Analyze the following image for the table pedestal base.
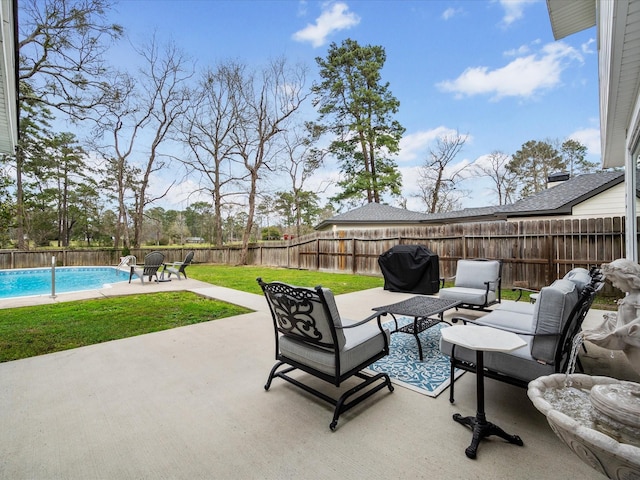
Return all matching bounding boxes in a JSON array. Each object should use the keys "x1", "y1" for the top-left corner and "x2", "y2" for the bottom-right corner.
[{"x1": 453, "y1": 413, "x2": 523, "y2": 459}]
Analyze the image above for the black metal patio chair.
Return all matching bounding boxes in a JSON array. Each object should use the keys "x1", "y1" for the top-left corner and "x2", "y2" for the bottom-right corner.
[{"x1": 258, "y1": 278, "x2": 394, "y2": 431}]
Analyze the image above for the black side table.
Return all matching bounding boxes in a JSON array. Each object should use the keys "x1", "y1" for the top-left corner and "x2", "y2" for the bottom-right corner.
[{"x1": 440, "y1": 324, "x2": 526, "y2": 459}]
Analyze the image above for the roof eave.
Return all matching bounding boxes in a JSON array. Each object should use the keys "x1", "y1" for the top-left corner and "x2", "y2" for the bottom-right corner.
[
  {"x1": 0, "y1": 0, "x2": 18, "y2": 155},
  {"x1": 419, "y1": 215, "x2": 502, "y2": 225},
  {"x1": 314, "y1": 219, "x2": 425, "y2": 230},
  {"x1": 546, "y1": 0, "x2": 596, "y2": 40},
  {"x1": 504, "y1": 206, "x2": 574, "y2": 218}
]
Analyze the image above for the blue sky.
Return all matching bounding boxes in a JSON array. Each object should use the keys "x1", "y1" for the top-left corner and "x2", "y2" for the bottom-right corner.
[{"x1": 106, "y1": 0, "x2": 599, "y2": 212}]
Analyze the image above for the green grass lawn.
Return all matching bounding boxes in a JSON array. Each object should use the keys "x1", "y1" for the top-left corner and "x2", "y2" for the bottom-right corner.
[
  {"x1": 186, "y1": 264, "x2": 385, "y2": 295},
  {"x1": 0, "y1": 291, "x2": 250, "y2": 363},
  {"x1": 0, "y1": 266, "x2": 383, "y2": 363},
  {"x1": 0, "y1": 264, "x2": 615, "y2": 363}
]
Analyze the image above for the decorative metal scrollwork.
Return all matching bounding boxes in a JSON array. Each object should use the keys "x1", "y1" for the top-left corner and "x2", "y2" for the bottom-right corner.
[{"x1": 265, "y1": 283, "x2": 325, "y2": 342}]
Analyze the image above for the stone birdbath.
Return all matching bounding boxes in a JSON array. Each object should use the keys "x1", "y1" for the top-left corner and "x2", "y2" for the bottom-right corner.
[{"x1": 528, "y1": 374, "x2": 640, "y2": 479}]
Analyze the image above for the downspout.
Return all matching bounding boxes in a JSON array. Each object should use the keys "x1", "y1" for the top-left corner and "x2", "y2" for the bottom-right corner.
[
  {"x1": 625, "y1": 147, "x2": 638, "y2": 262},
  {"x1": 625, "y1": 78, "x2": 640, "y2": 263}
]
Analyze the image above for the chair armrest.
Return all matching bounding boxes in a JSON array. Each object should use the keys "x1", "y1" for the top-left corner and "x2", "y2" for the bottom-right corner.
[
  {"x1": 471, "y1": 319, "x2": 559, "y2": 337},
  {"x1": 511, "y1": 287, "x2": 539, "y2": 302},
  {"x1": 337, "y1": 311, "x2": 387, "y2": 330},
  {"x1": 440, "y1": 275, "x2": 456, "y2": 288},
  {"x1": 336, "y1": 311, "x2": 390, "y2": 351},
  {"x1": 484, "y1": 279, "x2": 499, "y2": 289}
]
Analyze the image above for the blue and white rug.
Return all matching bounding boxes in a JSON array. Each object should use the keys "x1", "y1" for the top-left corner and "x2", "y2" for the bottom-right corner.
[{"x1": 367, "y1": 318, "x2": 464, "y2": 398}]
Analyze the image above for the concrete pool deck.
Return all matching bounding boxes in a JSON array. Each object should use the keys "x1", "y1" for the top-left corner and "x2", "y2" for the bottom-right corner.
[
  {"x1": 0, "y1": 280, "x2": 638, "y2": 479},
  {"x1": 0, "y1": 275, "x2": 266, "y2": 312}
]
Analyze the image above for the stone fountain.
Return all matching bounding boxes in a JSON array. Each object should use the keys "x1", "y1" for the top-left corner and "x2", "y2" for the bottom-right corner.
[{"x1": 528, "y1": 259, "x2": 640, "y2": 480}]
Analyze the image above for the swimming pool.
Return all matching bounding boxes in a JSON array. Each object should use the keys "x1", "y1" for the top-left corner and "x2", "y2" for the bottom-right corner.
[{"x1": 0, "y1": 267, "x2": 135, "y2": 300}]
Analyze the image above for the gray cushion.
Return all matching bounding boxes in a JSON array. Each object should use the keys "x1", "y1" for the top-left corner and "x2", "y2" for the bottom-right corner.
[
  {"x1": 563, "y1": 268, "x2": 592, "y2": 293},
  {"x1": 495, "y1": 301, "x2": 535, "y2": 316},
  {"x1": 476, "y1": 309, "x2": 534, "y2": 334},
  {"x1": 530, "y1": 279, "x2": 579, "y2": 364},
  {"x1": 321, "y1": 288, "x2": 346, "y2": 350},
  {"x1": 280, "y1": 321, "x2": 389, "y2": 376},
  {"x1": 439, "y1": 286, "x2": 496, "y2": 306},
  {"x1": 440, "y1": 335, "x2": 555, "y2": 383},
  {"x1": 454, "y1": 260, "x2": 500, "y2": 291},
  {"x1": 439, "y1": 274, "x2": 587, "y2": 383}
]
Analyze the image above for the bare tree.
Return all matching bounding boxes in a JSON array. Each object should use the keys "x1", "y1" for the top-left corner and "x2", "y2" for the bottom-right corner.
[
  {"x1": 473, "y1": 150, "x2": 517, "y2": 205},
  {"x1": 278, "y1": 123, "x2": 325, "y2": 237},
  {"x1": 91, "y1": 73, "x2": 137, "y2": 249},
  {"x1": 232, "y1": 58, "x2": 308, "y2": 264},
  {"x1": 92, "y1": 37, "x2": 193, "y2": 248},
  {"x1": 130, "y1": 39, "x2": 193, "y2": 247},
  {"x1": 18, "y1": 0, "x2": 123, "y2": 117},
  {"x1": 16, "y1": 0, "x2": 122, "y2": 249},
  {"x1": 180, "y1": 62, "x2": 246, "y2": 246},
  {"x1": 417, "y1": 131, "x2": 469, "y2": 213}
]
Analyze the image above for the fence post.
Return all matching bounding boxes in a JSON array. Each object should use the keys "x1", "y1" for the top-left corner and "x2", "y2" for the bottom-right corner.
[
  {"x1": 546, "y1": 235, "x2": 553, "y2": 286},
  {"x1": 352, "y1": 238, "x2": 357, "y2": 274}
]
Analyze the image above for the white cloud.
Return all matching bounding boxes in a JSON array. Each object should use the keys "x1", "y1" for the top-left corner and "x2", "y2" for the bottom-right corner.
[
  {"x1": 297, "y1": 0, "x2": 308, "y2": 17},
  {"x1": 437, "y1": 41, "x2": 582, "y2": 100},
  {"x1": 292, "y1": 2, "x2": 360, "y2": 48},
  {"x1": 582, "y1": 38, "x2": 596, "y2": 54},
  {"x1": 504, "y1": 44, "x2": 530, "y2": 57},
  {"x1": 568, "y1": 127, "x2": 601, "y2": 156},
  {"x1": 398, "y1": 164, "x2": 422, "y2": 198},
  {"x1": 398, "y1": 126, "x2": 468, "y2": 162},
  {"x1": 442, "y1": 7, "x2": 463, "y2": 20},
  {"x1": 499, "y1": 0, "x2": 537, "y2": 26}
]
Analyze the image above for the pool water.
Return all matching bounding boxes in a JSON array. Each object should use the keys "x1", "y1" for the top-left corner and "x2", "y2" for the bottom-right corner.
[{"x1": 0, "y1": 267, "x2": 135, "y2": 300}]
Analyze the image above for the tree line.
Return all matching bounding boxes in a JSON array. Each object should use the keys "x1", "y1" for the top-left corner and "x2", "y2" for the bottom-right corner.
[{"x1": 1, "y1": 0, "x2": 602, "y2": 259}]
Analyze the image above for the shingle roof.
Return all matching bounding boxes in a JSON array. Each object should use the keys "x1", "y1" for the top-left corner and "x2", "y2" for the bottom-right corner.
[
  {"x1": 499, "y1": 170, "x2": 624, "y2": 216},
  {"x1": 315, "y1": 203, "x2": 429, "y2": 229},
  {"x1": 418, "y1": 205, "x2": 503, "y2": 222},
  {"x1": 419, "y1": 170, "x2": 626, "y2": 224},
  {"x1": 315, "y1": 170, "x2": 627, "y2": 230}
]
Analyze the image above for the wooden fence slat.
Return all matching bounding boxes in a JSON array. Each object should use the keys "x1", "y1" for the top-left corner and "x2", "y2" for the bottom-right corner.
[{"x1": 0, "y1": 216, "x2": 630, "y2": 291}]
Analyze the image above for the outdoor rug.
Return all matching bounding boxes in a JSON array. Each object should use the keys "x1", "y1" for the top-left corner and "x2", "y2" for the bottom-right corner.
[{"x1": 366, "y1": 318, "x2": 464, "y2": 398}]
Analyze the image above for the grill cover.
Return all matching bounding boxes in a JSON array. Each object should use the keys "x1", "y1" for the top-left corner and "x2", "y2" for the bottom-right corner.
[{"x1": 378, "y1": 245, "x2": 440, "y2": 294}]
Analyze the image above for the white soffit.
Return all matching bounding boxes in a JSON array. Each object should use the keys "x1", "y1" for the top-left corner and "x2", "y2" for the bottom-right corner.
[
  {"x1": 601, "y1": 0, "x2": 640, "y2": 168},
  {"x1": 547, "y1": 0, "x2": 596, "y2": 40},
  {"x1": 0, "y1": 0, "x2": 17, "y2": 155}
]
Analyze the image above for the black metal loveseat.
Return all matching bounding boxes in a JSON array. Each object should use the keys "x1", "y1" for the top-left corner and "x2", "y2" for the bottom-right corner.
[{"x1": 440, "y1": 267, "x2": 604, "y2": 403}]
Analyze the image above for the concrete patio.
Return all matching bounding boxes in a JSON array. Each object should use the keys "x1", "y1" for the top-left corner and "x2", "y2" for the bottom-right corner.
[{"x1": 0, "y1": 279, "x2": 637, "y2": 479}]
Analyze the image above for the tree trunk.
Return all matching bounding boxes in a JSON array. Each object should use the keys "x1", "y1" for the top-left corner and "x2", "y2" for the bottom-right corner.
[{"x1": 15, "y1": 147, "x2": 26, "y2": 249}]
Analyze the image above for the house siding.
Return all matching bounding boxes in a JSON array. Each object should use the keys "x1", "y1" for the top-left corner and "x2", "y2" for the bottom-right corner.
[
  {"x1": 328, "y1": 222, "x2": 423, "y2": 231},
  {"x1": 572, "y1": 183, "x2": 639, "y2": 217}
]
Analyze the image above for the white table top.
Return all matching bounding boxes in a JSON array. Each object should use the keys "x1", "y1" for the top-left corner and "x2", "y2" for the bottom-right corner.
[{"x1": 440, "y1": 325, "x2": 527, "y2": 352}]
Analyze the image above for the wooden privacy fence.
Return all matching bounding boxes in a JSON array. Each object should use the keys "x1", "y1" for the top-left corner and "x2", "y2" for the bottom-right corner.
[
  {"x1": 0, "y1": 216, "x2": 631, "y2": 291},
  {"x1": 271, "y1": 216, "x2": 627, "y2": 290}
]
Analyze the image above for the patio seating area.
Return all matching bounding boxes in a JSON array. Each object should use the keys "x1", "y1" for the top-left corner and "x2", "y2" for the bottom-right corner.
[{"x1": 0, "y1": 279, "x2": 637, "y2": 479}]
